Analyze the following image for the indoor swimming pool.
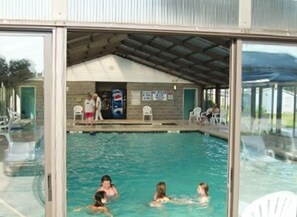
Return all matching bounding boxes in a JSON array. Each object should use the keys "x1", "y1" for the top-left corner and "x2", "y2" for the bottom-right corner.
[{"x1": 67, "y1": 132, "x2": 228, "y2": 217}]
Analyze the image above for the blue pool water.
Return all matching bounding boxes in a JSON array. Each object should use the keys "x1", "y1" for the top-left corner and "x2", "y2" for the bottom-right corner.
[{"x1": 67, "y1": 133, "x2": 228, "y2": 217}]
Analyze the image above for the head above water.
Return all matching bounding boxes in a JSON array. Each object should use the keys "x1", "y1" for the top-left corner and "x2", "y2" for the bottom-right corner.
[
  {"x1": 198, "y1": 182, "x2": 209, "y2": 196},
  {"x1": 94, "y1": 191, "x2": 107, "y2": 207},
  {"x1": 101, "y1": 175, "x2": 113, "y2": 189},
  {"x1": 156, "y1": 181, "x2": 167, "y2": 198}
]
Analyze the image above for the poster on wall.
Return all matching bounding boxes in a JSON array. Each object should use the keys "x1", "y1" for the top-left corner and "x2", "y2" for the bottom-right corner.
[
  {"x1": 131, "y1": 91, "x2": 141, "y2": 105},
  {"x1": 142, "y1": 91, "x2": 152, "y2": 101},
  {"x1": 168, "y1": 94, "x2": 173, "y2": 100},
  {"x1": 152, "y1": 91, "x2": 167, "y2": 101}
]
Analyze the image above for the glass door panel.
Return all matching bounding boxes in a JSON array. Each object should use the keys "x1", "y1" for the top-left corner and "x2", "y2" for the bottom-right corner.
[
  {"x1": 0, "y1": 33, "x2": 49, "y2": 217},
  {"x1": 239, "y1": 42, "x2": 297, "y2": 216}
]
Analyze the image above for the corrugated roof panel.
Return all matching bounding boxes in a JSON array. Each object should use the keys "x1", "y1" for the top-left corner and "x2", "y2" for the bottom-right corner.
[
  {"x1": 68, "y1": 0, "x2": 239, "y2": 28},
  {"x1": 0, "y1": 0, "x2": 52, "y2": 20},
  {"x1": 252, "y1": 0, "x2": 297, "y2": 31}
]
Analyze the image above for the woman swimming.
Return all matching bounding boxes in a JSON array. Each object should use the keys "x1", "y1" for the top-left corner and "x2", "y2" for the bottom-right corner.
[
  {"x1": 74, "y1": 191, "x2": 113, "y2": 216},
  {"x1": 89, "y1": 191, "x2": 108, "y2": 211},
  {"x1": 97, "y1": 175, "x2": 118, "y2": 198},
  {"x1": 197, "y1": 182, "x2": 209, "y2": 205},
  {"x1": 150, "y1": 181, "x2": 171, "y2": 207}
]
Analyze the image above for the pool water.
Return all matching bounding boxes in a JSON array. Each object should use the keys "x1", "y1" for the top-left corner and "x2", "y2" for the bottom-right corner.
[{"x1": 67, "y1": 133, "x2": 228, "y2": 217}]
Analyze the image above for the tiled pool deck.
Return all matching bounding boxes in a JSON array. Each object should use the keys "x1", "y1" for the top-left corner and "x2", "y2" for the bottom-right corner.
[{"x1": 67, "y1": 119, "x2": 229, "y2": 139}]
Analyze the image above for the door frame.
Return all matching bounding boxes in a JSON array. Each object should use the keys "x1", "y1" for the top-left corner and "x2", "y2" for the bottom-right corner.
[
  {"x1": 183, "y1": 88, "x2": 198, "y2": 120},
  {"x1": 19, "y1": 85, "x2": 37, "y2": 120}
]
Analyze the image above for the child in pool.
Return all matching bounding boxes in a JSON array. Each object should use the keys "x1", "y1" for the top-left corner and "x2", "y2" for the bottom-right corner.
[
  {"x1": 197, "y1": 182, "x2": 209, "y2": 205},
  {"x1": 74, "y1": 191, "x2": 113, "y2": 216},
  {"x1": 97, "y1": 175, "x2": 118, "y2": 198},
  {"x1": 150, "y1": 181, "x2": 171, "y2": 207}
]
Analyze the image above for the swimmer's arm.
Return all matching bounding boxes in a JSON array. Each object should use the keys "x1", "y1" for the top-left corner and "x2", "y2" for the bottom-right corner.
[
  {"x1": 112, "y1": 186, "x2": 119, "y2": 195},
  {"x1": 153, "y1": 192, "x2": 158, "y2": 200}
]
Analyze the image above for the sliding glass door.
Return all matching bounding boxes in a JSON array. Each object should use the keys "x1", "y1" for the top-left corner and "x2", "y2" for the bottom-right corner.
[
  {"x1": 0, "y1": 32, "x2": 51, "y2": 217},
  {"x1": 238, "y1": 42, "x2": 297, "y2": 216}
]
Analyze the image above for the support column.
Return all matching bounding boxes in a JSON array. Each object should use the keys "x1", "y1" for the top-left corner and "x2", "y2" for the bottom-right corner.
[
  {"x1": 45, "y1": 27, "x2": 67, "y2": 217},
  {"x1": 227, "y1": 40, "x2": 242, "y2": 217}
]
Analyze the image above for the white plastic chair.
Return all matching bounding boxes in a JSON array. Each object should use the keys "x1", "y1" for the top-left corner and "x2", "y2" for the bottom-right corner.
[
  {"x1": 210, "y1": 110, "x2": 227, "y2": 125},
  {"x1": 241, "y1": 191, "x2": 297, "y2": 217},
  {"x1": 0, "y1": 115, "x2": 9, "y2": 131},
  {"x1": 241, "y1": 135, "x2": 275, "y2": 157},
  {"x1": 189, "y1": 107, "x2": 202, "y2": 123},
  {"x1": 143, "y1": 106, "x2": 153, "y2": 121},
  {"x1": 0, "y1": 133, "x2": 36, "y2": 174},
  {"x1": 73, "y1": 105, "x2": 84, "y2": 122},
  {"x1": 200, "y1": 108, "x2": 213, "y2": 120}
]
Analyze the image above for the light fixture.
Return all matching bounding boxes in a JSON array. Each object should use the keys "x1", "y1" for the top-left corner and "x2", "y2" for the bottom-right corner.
[{"x1": 173, "y1": 85, "x2": 177, "y2": 91}]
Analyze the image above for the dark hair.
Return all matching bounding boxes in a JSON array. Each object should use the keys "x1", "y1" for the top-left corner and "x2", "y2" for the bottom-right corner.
[
  {"x1": 94, "y1": 191, "x2": 106, "y2": 207},
  {"x1": 101, "y1": 175, "x2": 112, "y2": 183},
  {"x1": 101, "y1": 175, "x2": 114, "y2": 187},
  {"x1": 156, "y1": 182, "x2": 167, "y2": 198}
]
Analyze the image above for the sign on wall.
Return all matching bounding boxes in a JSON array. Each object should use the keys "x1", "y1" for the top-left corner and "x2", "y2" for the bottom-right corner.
[
  {"x1": 142, "y1": 91, "x2": 152, "y2": 101},
  {"x1": 152, "y1": 91, "x2": 167, "y2": 101},
  {"x1": 131, "y1": 91, "x2": 141, "y2": 105}
]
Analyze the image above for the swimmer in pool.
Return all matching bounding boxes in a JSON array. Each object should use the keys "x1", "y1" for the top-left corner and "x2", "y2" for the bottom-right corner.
[
  {"x1": 74, "y1": 191, "x2": 113, "y2": 216},
  {"x1": 197, "y1": 182, "x2": 209, "y2": 205},
  {"x1": 150, "y1": 181, "x2": 171, "y2": 207},
  {"x1": 97, "y1": 175, "x2": 118, "y2": 198}
]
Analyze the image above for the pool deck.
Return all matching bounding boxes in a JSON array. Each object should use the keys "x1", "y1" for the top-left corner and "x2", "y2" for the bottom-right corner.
[{"x1": 67, "y1": 119, "x2": 229, "y2": 140}]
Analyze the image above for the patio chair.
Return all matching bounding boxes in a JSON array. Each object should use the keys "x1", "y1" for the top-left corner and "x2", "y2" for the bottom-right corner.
[
  {"x1": 200, "y1": 108, "x2": 213, "y2": 121},
  {"x1": 143, "y1": 106, "x2": 153, "y2": 121},
  {"x1": 210, "y1": 110, "x2": 227, "y2": 125},
  {"x1": 0, "y1": 115, "x2": 9, "y2": 131},
  {"x1": 189, "y1": 107, "x2": 202, "y2": 123},
  {"x1": 241, "y1": 135, "x2": 275, "y2": 157},
  {"x1": 0, "y1": 133, "x2": 36, "y2": 175},
  {"x1": 73, "y1": 105, "x2": 84, "y2": 122},
  {"x1": 7, "y1": 107, "x2": 22, "y2": 129},
  {"x1": 241, "y1": 191, "x2": 297, "y2": 217}
]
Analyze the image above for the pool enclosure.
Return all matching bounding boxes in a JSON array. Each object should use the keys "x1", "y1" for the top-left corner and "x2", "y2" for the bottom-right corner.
[{"x1": 1, "y1": 0, "x2": 297, "y2": 216}]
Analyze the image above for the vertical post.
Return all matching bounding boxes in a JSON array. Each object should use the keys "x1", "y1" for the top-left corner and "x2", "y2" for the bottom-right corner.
[
  {"x1": 227, "y1": 40, "x2": 242, "y2": 217},
  {"x1": 258, "y1": 87, "x2": 263, "y2": 119},
  {"x1": 276, "y1": 85, "x2": 283, "y2": 133},
  {"x1": 47, "y1": 27, "x2": 67, "y2": 217}
]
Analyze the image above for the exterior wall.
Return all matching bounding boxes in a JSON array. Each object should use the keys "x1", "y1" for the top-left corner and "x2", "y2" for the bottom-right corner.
[
  {"x1": 66, "y1": 81, "x2": 95, "y2": 120},
  {"x1": 126, "y1": 82, "x2": 200, "y2": 120}
]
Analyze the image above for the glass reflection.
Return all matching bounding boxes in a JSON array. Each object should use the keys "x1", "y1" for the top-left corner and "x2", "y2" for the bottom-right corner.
[
  {"x1": 0, "y1": 35, "x2": 45, "y2": 217},
  {"x1": 239, "y1": 42, "x2": 297, "y2": 216}
]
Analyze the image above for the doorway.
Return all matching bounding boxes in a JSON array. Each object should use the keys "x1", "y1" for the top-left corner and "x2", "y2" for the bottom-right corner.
[
  {"x1": 183, "y1": 88, "x2": 197, "y2": 119},
  {"x1": 20, "y1": 86, "x2": 36, "y2": 119}
]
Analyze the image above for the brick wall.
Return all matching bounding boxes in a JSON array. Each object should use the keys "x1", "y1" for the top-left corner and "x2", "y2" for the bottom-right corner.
[
  {"x1": 127, "y1": 83, "x2": 200, "y2": 120},
  {"x1": 18, "y1": 81, "x2": 200, "y2": 121},
  {"x1": 66, "y1": 81, "x2": 95, "y2": 119}
]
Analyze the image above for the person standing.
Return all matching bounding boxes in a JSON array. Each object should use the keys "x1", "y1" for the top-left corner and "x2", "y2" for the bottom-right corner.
[
  {"x1": 84, "y1": 93, "x2": 95, "y2": 126},
  {"x1": 93, "y1": 93, "x2": 104, "y2": 121}
]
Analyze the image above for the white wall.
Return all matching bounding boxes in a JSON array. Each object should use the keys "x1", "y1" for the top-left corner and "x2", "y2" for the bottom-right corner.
[{"x1": 67, "y1": 55, "x2": 193, "y2": 84}]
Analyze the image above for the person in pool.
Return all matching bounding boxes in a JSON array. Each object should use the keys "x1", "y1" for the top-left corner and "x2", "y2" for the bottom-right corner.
[
  {"x1": 89, "y1": 191, "x2": 112, "y2": 216},
  {"x1": 97, "y1": 175, "x2": 118, "y2": 198},
  {"x1": 150, "y1": 181, "x2": 171, "y2": 207},
  {"x1": 197, "y1": 182, "x2": 209, "y2": 205},
  {"x1": 74, "y1": 191, "x2": 112, "y2": 216}
]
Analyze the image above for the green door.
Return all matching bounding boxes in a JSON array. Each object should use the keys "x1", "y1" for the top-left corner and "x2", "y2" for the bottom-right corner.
[
  {"x1": 21, "y1": 87, "x2": 36, "y2": 119},
  {"x1": 183, "y1": 89, "x2": 196, "y2": 119}
]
